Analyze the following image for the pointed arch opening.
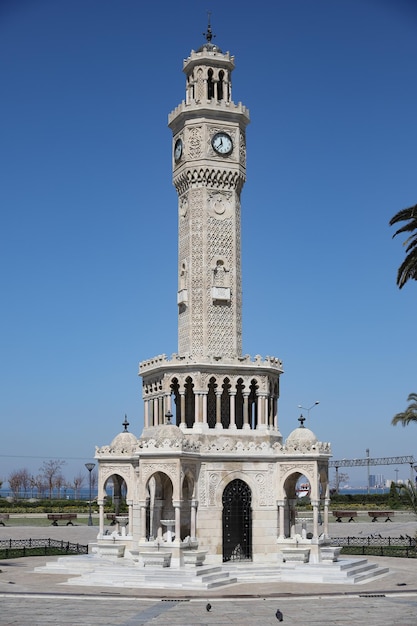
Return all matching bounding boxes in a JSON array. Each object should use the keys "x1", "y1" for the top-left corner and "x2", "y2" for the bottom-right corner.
[{"x1": 222, "y1": 479, "x2": 252, "y2": 562}]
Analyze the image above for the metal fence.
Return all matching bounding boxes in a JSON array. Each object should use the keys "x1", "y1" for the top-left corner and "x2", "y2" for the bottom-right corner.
[
  {"x1": 0, "y1": 538, "x2": 88, "y2": 559},
  {"x1": 331, "y1": 536, "x2": 416, "y2": 558}
]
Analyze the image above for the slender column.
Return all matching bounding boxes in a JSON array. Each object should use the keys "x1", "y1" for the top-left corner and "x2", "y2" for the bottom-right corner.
[
  {"x1": 311, "y1": 500, "x2": 319, "y2": 539},
  {"x1": 190, "y1": 499, "x2": 198, "y2": 540},
  {"x1": 229, "y1": 391, "x2": 236, "y2": 429},
  {"x1": 289, "y1": 498, "x2": 297, "y2": 537},
  {"x1": 194, "y1": 392, "x2": 200, "y2": 423},
  {"x1": 243, "y1": 392, "x2": 250, "y2": 429},
  {"x1": 215, "y1": 391, "x2": 222, "y2": 428},
  {"x1": 139, "y1": 500, "x2": 147, "y2": 542},
  {"x1": 273, "y1": 396, "x2": 278, "y2": 430},
  {"x1": 173, "y1": 500, "x2": 181, "y2": 544},
  {"x1": 127, "y1": 500, "x2": 133, "y2": 534},
  {"x1": 180, "y1": 391, "x2": 186, "y2": 427},
  {"x1": 202, "y1": 391, "x2": 208, "y2": 425},
  {"x1": 153, "y1": 398, "x2": 159, "y2": 426},
  {"x1": 159, "y1": 397, "x2": 164, "y2": 423},
  {"x1": 98, "y1": 500, "x2": 104, "y2": 537},
  {"x1": 257, "y1": 393, "x2": 268, "y2": 429},
  {"x1": 277, "y1": 500, "x2": 285, "y2": 539},
  {"x1": 323, "y1": 497, "x2": 330, "y2": 538},
  {"x1": 144, "y1": 399, "x2": 149, "y2": 428},
  {"x1": 164, "y1": 393, "x2": 171, "y2": 416}
]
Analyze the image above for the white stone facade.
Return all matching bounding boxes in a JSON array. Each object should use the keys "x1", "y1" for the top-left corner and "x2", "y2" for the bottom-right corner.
[{"x1": 95, "y1": 30, "x2": 331, "y2": 566}]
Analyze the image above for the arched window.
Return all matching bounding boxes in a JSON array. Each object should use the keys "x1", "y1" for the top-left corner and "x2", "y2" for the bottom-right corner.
[
  {"x1": 218, "y1": 70, "x2": 224, "y2": 100},
  {"x1": 207, "y1": 68, "x2": 214, "y2": 100}
]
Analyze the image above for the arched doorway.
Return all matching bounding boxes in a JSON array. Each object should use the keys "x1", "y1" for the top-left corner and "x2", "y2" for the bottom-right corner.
[{"x1": 222, "y1": 479, "x2": 252, "y2": 562}]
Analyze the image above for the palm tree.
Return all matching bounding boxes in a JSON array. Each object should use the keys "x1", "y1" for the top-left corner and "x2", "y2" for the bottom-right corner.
[
  {"x1": 389, "y1": 204, "x2": 417, "y2": 288},
  {"x1": 396, "y1": 480, "x2": 417, "y2": 517},
  {"x1": 392, "y1": 393, "x2": 417, "y2": 427}
]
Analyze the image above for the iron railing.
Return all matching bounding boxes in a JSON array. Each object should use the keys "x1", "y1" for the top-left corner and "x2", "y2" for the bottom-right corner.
[
  {"x1": 0, "y1": 538, "x2": 88, "y2": 559},
  {"x1": 331, "y1": 535, "x2": 416, "y2": 558}
]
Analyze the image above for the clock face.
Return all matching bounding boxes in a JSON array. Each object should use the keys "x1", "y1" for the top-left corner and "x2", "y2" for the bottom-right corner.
[
  {"x1": 212, "y1": 132, "x2": 233, "y2": 155},
  {"x1": 174, "y1": 138, "x2": 183, "y2": 162}
]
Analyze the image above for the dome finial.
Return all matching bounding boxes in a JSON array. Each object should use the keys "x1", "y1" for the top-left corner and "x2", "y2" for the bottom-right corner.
[
  {"x1": 203, "y1": 11, "x2": 215, "y2": 43},
  {"x1": 298, "y1": 414, "x2": 306, "y2": 428},
  {"x1": 123, "y1": 414, "x2": 129, "y2": 432}
]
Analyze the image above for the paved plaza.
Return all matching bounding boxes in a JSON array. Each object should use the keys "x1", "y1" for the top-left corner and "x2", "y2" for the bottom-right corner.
[{"x1": 0, "y1": 517, "x2": 416, "y2": 624}]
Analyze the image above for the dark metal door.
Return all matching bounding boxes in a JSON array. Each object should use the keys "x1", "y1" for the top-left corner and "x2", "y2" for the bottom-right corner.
[{"x1": 222, "y1": 479, "x2": 252, "y2": 562}]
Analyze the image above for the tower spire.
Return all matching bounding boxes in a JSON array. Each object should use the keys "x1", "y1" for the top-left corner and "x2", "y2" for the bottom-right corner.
[{"x1": 203, "y1": 11, "x2": 215, "y2": 43}]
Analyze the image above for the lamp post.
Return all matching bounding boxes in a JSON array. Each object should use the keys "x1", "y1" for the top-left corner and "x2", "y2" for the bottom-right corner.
[
  {"x1": 297, "y1": 401, "x2": 320, "y2": 426},
  {"x1": 85, "y1": 463, "x2": 95, "y2": 526}
]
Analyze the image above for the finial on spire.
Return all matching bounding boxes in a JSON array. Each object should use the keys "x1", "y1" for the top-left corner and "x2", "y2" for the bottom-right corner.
[
  {"x1": 203, "y1": 11, "x2": 215, "y2": 43},
  {"x1": 123, "y1": 414, "x2": 129, "y2": 432},
  {"x1": 298, "y1": 414, "x2": 306, "y2": 428}
]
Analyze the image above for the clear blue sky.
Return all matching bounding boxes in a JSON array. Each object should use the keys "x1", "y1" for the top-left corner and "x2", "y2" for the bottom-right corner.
[{"x1": 1, "y1": 0, "x2": 416, "y2": 488}]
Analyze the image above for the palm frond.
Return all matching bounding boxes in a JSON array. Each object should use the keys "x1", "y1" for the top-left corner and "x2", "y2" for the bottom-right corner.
[
  {"x1": 390, "y1": 204, "x2": 417, "y2": 288},
  {"x1": 392, "y1": 393, "x2": 417, "y2": 426}
]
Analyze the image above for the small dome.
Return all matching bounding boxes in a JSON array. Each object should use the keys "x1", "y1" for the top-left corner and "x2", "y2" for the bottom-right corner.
[
  {"x1": 153, "y1": 423, "x2": 185, "y2": 445},
  {"x1": 110, "y1": 430, "x2": 137, "y2": 450},
  {"x1": 286, "y1": 425, "x2": 318, "y2": 447},
  {"x1": 196, "y1": 41, "x2": 223, "y2": 54},
  {"x1": 286, "y1": 415, "x2": 318, "y2": 448}
]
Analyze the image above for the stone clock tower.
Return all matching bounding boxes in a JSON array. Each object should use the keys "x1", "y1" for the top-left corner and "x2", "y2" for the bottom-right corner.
[
  {"x1": 168, "y1": 24, "x2": 248, "y2": 360},
  {"x1": 94, "y1": 25, "x2": 331, "y2": 570},
  {"x1": 139, "y1": 25, "x2": 283, "y2": 432}
]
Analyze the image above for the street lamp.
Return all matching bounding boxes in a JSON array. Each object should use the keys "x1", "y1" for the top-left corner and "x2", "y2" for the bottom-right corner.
[
  {"x1": 297, "y1": 401, "x2": 320, "y2": 426},
  {"x1": 85, "y1": 463, "x2": 95, "y2": 526}
]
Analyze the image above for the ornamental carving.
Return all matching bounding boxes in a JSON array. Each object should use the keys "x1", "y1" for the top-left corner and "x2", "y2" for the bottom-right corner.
[
  {"x1": 99, "y1": 465, "x2": 131, "y2": 482},
  {"x1": 187, "y1": 126, "x2": 203, "y2": 159},
  {"x1": 207, "y1": 191, "x2": 232, "y2": 220},
  {"x1": 208, "y1": 472, "x2": 221, "y2": 506},
  {"x1": 199, "y1": 465, "x2": 207, "y2": 505},
  {"x1": 173, "y1": 169, "x2": 245, "y2": 194},
  {"x1": 179, "y1": 194, "x2": 188, "y2": 218},
  {"x1": 280, "y1": 463, "x2": 314, "y2": 477},
  {"x1": 239, "y1": 131, "x2": 246, "y2": 166},
  {"x1": 140, "y1": 462, "x2": 178, "y2": 484}
]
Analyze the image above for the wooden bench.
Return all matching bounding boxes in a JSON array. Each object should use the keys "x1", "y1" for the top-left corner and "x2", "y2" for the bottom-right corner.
[
  {"x1": 0, "y1": 513, "x2": 9, "y2": 526},
  {"x1": 106, "y1": 513, "x2": 117, "y2": 525},
  {"x1": 368, "y1": 511, "x2": 394, "y2": 522},
  {"x1": 47, "y1": 513, "x2": 77, "y2": 526},
  {"x1": 332, "y1": 511, "x2": 357, "y2": 522}
]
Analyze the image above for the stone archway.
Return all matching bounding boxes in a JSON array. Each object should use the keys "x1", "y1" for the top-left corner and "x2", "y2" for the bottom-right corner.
[
  {"x1": 222, "y1": 479, "x2": 252, "y2": 562},
  {"x1": 145, "y1": 472, "x2": 174, "y2": 541}
]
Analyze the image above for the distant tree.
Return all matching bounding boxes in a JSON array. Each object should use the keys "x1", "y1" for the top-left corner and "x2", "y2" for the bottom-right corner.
[
  {"x1": 40, "y1": 460, "x2": 66, "y2": 499},
  {"x1": 389, "y1": 203, "x2": 417, "y2": 288},
  {"x1": 331, "y1": 472, "x2": 349, "y2": 492},
  {"x1": 392, "y1": 393, "x2": 417, "y2": 427},
  {"x1": 8, "y1": 470, "x2": 23, "y2": 498},
  {"x1": 54, "y1": 473, "x2": 66, "y2": 498},
  {"x1": 19, "y1": 468, "x2": 31, "y2": 497},
  {"x1": 7, "y1": 468, "x2": 32, "y2": 498},
  {"x1": 32, "y1": 474, "x2": 47, "y2": 498},
  {"x1": 70, "y1": 473, "x2": 85, "y2": 499}
]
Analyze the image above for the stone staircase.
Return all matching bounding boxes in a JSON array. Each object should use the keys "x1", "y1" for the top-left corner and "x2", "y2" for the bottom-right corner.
[
  {"x1": 35, "y1": 557, "x2": 237, "y2": 589},
  {"x1": 277, "y1": 558, "x2": 389, "y2": 584},
  {"x1": 35, "y1": 555, "x2": 389, "y2": 589}
]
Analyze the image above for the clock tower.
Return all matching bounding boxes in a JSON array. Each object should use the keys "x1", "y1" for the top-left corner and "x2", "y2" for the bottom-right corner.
[
  {"x1": 169, "y1": 23, "x2": 248, "y2": 359},
  {"x1": 94, "y1": 23, "x2": 331, "y2": 570},
  {"x1": 139, "y1": 25, "x2": 283, "y2": 433}
]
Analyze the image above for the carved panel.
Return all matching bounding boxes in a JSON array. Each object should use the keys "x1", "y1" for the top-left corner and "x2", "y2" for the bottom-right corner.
[
  {"x1": 187, "y1": 126, "x2": 203, "y2": 159},
  {"x1": 140, "y1": 462, "x2": 178, "y2": 484}
]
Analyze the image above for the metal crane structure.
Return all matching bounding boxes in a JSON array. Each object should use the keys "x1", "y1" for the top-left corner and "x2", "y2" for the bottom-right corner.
[{"x1": 329, "y1": 454, "x2": 416, "y2": 493}]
